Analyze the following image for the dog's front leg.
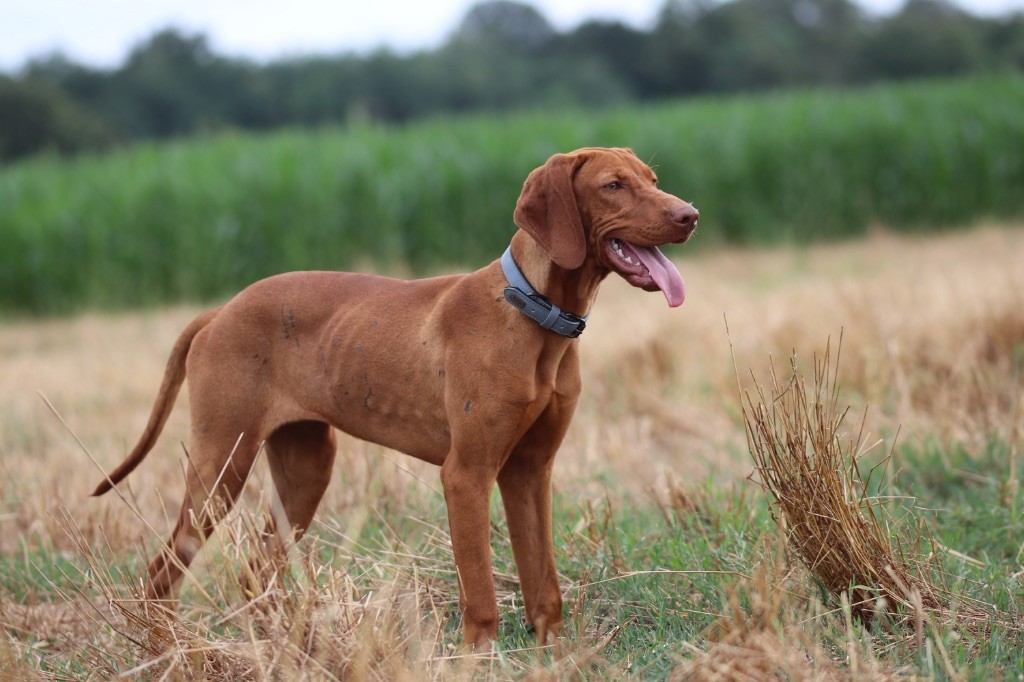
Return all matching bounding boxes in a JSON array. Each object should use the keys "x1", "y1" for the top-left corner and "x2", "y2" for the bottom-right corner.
[
  {"x1": 498, "y1": 457, "x2": 561, "y2": 643},
  {"x1": 497, "y1": 394, "x2": 576, "y2": 643},
  {"x1": 439, "y1": 450, "x2": 502, "y2": 650}
]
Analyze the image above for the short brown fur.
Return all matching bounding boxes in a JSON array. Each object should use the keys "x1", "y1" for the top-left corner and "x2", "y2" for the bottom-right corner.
[{"x1": 93, "y1": 147, "x2": 698, "y2": 648}]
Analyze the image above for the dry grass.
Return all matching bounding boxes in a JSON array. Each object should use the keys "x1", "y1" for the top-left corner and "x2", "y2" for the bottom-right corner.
[
  {"x1": 741, "y1": 339, "x2": 940, "y2": 618},
  {"x1": 2, "y1": 224, "x2": 1023, "y2": 677},
  {"x1": 672, "y1": 536, "x2": 903, "y2": 682},
  {"x1": 739, "y1": 338, "x2": 999, "y2": 631},
  {"x1": 3, "y1": 225, "x2": 1022, "y2": 551},
  {"x1": 3, "y1": 480, "x2": 631, "y2": 680},
  {"x1": 37, "y1": 503, "x2": 469, "y2": 681}
]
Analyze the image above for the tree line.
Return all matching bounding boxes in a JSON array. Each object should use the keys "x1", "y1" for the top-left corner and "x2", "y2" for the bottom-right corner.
[{"x1": 2, "y1": 0, "x2": 1022, "y2": 163}]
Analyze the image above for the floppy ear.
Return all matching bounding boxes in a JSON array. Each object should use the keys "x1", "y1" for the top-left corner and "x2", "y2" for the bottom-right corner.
[{"x1": 513, "y1": 153, "x2": 587, "y2": 270}]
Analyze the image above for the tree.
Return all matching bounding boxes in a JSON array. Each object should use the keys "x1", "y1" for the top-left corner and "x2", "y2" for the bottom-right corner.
[
  {"x1": 558, "y1": 20, "x2": 647, "y2": 98},
  {"x1": 860, "y1": 0, "x2": 987, "y2": 79},
  {"x1": 0, "y1": 78, "x2": 113, "y2": 162},
  {"x1": 2, "y1": 0, "x2": 1022, "y2": 162},
  {"x1": 453, "y1": 0, "x2": 556, "y2": 51},
  {"x1": 110, "y1": 29, "x2": 249, "y2": 137}
]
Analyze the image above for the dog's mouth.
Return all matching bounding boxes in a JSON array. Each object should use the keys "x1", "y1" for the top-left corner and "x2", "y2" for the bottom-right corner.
[{"x1": 605, "y1": 238, "x2": 685, "y2": 308}]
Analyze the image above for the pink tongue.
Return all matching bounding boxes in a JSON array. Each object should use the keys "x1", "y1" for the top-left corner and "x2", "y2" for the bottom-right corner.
[{"x1": 631, "y1": 243, "x2": 686, "y2": 307}]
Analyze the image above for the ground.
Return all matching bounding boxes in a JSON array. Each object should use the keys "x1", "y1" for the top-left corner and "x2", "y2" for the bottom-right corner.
[{"x1": 1, "y1": 225, "x2": 1022, "y2": 678}]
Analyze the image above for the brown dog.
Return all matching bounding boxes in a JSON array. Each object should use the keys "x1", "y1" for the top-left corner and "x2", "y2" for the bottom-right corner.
[{"x1": 92, "y1": 147, "x2": 698, "y2": 648}]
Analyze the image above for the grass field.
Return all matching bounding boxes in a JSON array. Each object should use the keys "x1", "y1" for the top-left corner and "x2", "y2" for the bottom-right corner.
[
  {"x1": 2, "y1": 75, "x2": 1024, "y2": 315},
  {"x1": 2, "y1": 225, "x2": 1022, "y2": 678}
]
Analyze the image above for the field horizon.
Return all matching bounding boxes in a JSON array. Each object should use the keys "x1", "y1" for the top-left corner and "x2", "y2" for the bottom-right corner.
[
  {"x1": 2, "y1": 223, "x2": 1022, "y2": 678},
  {"x1": 3, "y1": 74, "x2": 1024, "y2": 317}
]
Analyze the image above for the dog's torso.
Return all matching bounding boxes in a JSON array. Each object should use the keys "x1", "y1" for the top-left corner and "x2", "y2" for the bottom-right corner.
[{"x1": 185, "y1": 262, "x2": 581, "y2": 467}]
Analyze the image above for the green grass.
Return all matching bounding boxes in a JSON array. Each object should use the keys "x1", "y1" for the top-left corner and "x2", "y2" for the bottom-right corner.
[
  {"x1": 296, "y1": 491, "x2": 748, "y2": 677},
  {"x1": 895, "y1": 439, "x2": 1024, "y2": 572},
  {"x1": 889, "y1": 440, "x2": 1024, "y2": 674},
  {"x1": 1, "y1": 75, "x2": 1023, "y2": 316},
  {"x1": 4, "y1": 449, "x2": 1021, "y2": 677},
  {"x1": 0, "y1": 550, "x2": 85, "y2": 602}
]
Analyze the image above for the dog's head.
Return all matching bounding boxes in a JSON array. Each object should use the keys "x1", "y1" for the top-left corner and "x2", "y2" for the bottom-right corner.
[{"x1": 514, "y1": 147, "x2": 698, "y2": 308}]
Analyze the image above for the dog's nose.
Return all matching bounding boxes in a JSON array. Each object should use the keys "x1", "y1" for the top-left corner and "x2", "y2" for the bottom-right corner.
[{"x1": 671, "y1": 205, "x2": 699, "y2": 233}]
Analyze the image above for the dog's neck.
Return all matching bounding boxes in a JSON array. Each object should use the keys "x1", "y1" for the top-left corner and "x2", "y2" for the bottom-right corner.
[{"x1": 508, "y1": 230, "x2": 606, "y2": 319}]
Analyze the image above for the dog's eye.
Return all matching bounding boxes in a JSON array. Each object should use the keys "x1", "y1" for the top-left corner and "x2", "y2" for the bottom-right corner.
[{"x1": 603, "y1": 181, "x2": 623, "y2": 190}]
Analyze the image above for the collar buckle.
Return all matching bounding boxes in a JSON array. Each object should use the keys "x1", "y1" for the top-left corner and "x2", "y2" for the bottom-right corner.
[{"x1": 562, "y1": 314, "x2": 586, "y2": 338}]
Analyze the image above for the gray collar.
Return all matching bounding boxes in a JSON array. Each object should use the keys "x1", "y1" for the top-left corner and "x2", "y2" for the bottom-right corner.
[{"x1": 501, "y1": 246, "x2": 588, "y2": 338}]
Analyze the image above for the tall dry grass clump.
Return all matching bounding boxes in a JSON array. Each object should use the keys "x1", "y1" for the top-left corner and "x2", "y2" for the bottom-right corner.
[{"x1": 738, "y1": 338, "x2": 989, "y2": 630}]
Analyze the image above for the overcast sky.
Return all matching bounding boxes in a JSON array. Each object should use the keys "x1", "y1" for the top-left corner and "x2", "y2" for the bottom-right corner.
[{"x1": 3, "y1": 0, "x2": 1023, "y2": 71}]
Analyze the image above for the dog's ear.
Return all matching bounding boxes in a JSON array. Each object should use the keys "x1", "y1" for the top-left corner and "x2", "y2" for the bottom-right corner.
[{"x1": 513, "y1": 153, "x2": 587, "y2": 270}]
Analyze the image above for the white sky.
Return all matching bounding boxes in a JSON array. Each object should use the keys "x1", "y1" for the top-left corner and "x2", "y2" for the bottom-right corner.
[{"x1": 2, "y1": 0, "x2": 1023, "y2": 71}]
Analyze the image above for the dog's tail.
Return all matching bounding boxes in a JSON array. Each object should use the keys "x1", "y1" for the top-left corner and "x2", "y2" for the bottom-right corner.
[{"x1": 91, "y1": 306, "x2": 222, "y2": 497}]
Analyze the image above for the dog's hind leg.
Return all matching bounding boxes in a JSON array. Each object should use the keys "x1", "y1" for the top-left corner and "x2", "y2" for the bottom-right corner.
[
  {"x1": 263, "y1": 420, "x2": 337, "y2": 541},
  {"x1": 242, "y1": 420, "x2": 337, "y2": 598},
  {"x1": 145, "y1": 427, "x2": 262, "y2": 604}
]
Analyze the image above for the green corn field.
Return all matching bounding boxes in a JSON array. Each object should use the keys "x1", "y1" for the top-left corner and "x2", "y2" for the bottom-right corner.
[{"x1": 2, "y1": 74, "x2": 1022, "y2": 316}]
